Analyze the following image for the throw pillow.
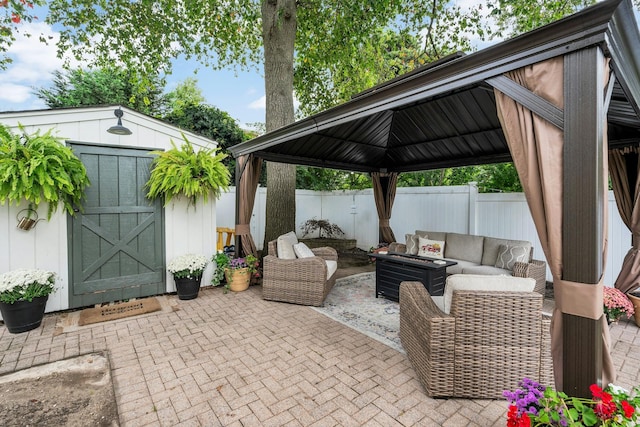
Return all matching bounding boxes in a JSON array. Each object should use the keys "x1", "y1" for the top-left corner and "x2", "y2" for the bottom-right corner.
[
  {"x1": 418, "y1": 237, "x2": 445, "y2": 258},
  {"x1": 405, "y1": 234, "x2": 419, "y2": 255},
  {"x1": 293, "y1": 242, "x2": 315, "y2": 258},
  {"x1": 494, "y1": 244, "x2": 530, "y2": 270},
  {"x1": 277, "y1": 231, "x2": 298, "y2": 259}
]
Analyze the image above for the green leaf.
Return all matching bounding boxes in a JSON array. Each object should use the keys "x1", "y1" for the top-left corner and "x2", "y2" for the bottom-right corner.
[
  {"x1": 581, "y1": 408, "x2": 598, "y2": 426},
  {"x1": 0, "y1": 124, "x2": 90, "y2": 219},
  {"x1": 146, "y1": 135, "x2": 230, "y2": 207}
]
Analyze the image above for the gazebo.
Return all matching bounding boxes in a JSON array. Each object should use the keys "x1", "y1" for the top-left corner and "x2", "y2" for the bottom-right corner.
[{"x1": 229, "y1": 0, "x2": 640, "y2": 396}]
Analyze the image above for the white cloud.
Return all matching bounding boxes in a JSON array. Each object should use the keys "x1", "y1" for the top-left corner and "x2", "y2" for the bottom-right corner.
[
  {"x1": 248, "y1": 95, "x2": 265, "y2": 110},
  {"x1": 0, "y1": 83, "x2": 32, "y2": 103},
  {"x1": 5, "y1": 22, "x2": 66, "y2": 84},
  {"x1": 0, "y1": 22, "x2": 83, "y2": 111}
]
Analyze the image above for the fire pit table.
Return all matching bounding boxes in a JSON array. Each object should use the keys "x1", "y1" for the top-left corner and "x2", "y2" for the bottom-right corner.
[{"x1": 370, "y1": 252, "x2": 457, "y2": 302}]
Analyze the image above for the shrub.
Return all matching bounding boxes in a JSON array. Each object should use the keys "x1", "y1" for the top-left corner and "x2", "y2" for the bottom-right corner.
[{"x1": 300, "y1": 218, "x2": 345, "y2": 239}]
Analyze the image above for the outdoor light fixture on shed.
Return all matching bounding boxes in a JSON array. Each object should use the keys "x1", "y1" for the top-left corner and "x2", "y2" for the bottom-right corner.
[{"x1": 107, "y1": 107, "x2": 132, "y2": 135}]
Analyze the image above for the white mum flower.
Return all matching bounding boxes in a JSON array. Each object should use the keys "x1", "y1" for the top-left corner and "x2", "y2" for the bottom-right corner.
[{"x1": 167, "y1": 254, "x2": 208, "y2": 278}]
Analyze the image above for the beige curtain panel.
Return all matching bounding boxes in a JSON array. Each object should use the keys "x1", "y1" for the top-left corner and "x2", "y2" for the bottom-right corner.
[
  {"x1": 371, "y1": 171, "x2": 398, "y2": 244},
  {"x1": 609, "y1": 146, "x2": 640, "y2": 294},
  {"x1": 235, "y1": 154, "x2": 263, "y2": 257},
  {"x1": 494, "y1": 56, "x2": 614, "y2": 390}
]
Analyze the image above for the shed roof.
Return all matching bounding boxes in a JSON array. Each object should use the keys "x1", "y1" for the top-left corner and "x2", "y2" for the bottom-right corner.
[
  {"x1": 0, "y1": 105, "x2": 219, "y2": 149},
  {"x1": 230, "y1": 0, "x2": 640, "y2": 173}
]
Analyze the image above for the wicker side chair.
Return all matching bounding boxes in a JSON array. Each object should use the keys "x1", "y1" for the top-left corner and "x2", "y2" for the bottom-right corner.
[
  {"x1": 399, "y1": 281, "x2": 553, "y2": 399},
  {"x1": 262, "y1": 240, "x2": 338, "y2": 306}
]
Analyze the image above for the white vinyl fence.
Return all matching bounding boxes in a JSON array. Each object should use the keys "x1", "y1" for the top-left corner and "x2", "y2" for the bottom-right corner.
[{"x1": 217, "y1": 184, "x2": 630, "y2": 285}]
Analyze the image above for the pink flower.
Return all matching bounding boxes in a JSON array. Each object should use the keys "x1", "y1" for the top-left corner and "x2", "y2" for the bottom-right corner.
[{"x1": 603, "y1": 287, "x2": 635, "y2": 321}]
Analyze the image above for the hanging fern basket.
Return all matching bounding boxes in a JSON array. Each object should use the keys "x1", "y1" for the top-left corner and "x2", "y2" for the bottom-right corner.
[
  {"x1": 0, "y1": 124, "x2": 90, "y2": 220},
  {"x1": 146, "y1": 134, "x2": 230, "y2": 206}
]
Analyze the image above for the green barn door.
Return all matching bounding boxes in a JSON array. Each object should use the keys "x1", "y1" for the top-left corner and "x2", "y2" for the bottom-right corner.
[{"x1": 68, "y1": 143, "x2": 165, "y2": 308}]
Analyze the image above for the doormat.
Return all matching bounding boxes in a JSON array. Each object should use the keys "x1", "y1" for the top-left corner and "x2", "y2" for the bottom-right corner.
[{"x1": 78, "y1": 298, "x2": 161, "y2": 326}]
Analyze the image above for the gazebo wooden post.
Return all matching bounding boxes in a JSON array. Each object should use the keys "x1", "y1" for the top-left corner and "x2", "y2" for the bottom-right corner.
[
  {"x1": 562, "y1": 47, "x2": 606, "y2": 396},
  {"x1": 234, "y1": 158, "x2": 244, "y2": 256}
]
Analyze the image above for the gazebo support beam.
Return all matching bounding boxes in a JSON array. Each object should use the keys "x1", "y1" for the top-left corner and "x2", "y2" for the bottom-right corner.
[
  {"x1": 562, "y1": 46, "x2": 606, "y2": 396},
  {"x1": 234, "y1": 159, "x2": 244, "y2": 256}
]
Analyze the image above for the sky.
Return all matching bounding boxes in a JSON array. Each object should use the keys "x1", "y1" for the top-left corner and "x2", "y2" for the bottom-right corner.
[
  {"x1": 0, "y1": 1, "x2": 495, "y2": 130},
  {"x1": 0, "y1": 21, "x2": 268, "y2": 129}
]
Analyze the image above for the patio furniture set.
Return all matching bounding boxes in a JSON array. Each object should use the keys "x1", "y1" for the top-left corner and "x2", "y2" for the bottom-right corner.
[
  {"x1": 261, "y1": 230, "x2": 552, "y2": 399},
  {"x1": 388, "y1": 230, "x2": 547, "y2": 295}
]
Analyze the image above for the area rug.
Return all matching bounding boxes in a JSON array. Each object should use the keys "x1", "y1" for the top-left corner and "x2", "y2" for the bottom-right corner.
[
  {"x1": 312, "y1": 272, "x2": 403, "y2": 353},
  {"x1": 78, "y1": 297, "x2": 161, "y2": 326}
]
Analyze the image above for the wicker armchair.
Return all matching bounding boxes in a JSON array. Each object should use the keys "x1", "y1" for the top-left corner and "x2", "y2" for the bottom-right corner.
[
  {"x1": 262, "y1": 240, "x2": 338, "y2": 306},
  {"x1": 512, "y1": 258, "x2": 547, "y2": 295},
  {"x1": 399, "y1": 281, "x2": 553, "y2": 399}
]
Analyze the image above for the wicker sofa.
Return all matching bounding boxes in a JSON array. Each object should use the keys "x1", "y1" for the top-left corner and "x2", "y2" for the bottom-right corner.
[
  {"x1": 399, "y1": 276, "x2": 553, "y2": 399},
  {"x1": 262, "y1": 239, "x2": 338, "y2": 306},
  {"x1": 389, "y1": 230, "x2": 547, "y2": 295}
]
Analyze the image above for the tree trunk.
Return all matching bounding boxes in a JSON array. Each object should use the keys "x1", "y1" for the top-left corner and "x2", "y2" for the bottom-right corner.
[{"x1": 261, "y1": 0, "x2": 298, "y2": 249}]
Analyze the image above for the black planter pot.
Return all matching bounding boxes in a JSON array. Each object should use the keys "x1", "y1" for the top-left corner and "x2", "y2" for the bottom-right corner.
[
  {"x1": 174, "y1": 276, "x2": 202, "y2": 300},
  {"x1": 0, "y1": 295, "x2": 49, "y2": 334}
]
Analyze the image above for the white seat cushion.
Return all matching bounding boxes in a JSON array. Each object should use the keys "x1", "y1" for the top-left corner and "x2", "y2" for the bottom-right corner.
[
  {"x1": 443, "y1": 259, "x2": 478, "y2": 275},
  {"x1": 325, "y1": 260, "x2": 338, "y2": 279},
  {"x1": 440, "y1": 274, "x2": 535, "y2": 314},
  {"x1": 431, "y1": 296, "x2": 446, "y2": 312}
]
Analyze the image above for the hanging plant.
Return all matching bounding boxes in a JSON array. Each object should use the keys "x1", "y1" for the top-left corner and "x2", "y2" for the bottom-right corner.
[
  {"x1": 0, "y1": 124, "x2": 90, "y2": 219},
  {"x1": 146, "y1": 134, "x2": 230, "y2": 206}
]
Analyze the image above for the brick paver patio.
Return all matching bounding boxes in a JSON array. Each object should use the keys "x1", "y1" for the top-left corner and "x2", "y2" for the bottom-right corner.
[{"x1": 1, "y1": 279, "x2": 640, "y2": 426}]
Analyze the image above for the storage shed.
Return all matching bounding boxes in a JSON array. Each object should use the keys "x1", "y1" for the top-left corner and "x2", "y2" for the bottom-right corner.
[{"x1": 0, "y1": 106, "x2": 219, "y2": 313}]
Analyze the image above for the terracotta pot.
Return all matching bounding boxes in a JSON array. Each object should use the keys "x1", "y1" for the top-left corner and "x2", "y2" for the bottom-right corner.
[
  {"x1": 627, "y1": 293, "x2": 640, "y2": 327},
  {"x1": 225, "y1": 267, "x2": 251, "y2": 292},
  {"x1": 174, "y1": 276, "x2": 202, "y2": 300},
  {"x1": 0, "y1": 296, "x2": 48, "y2": 334}
]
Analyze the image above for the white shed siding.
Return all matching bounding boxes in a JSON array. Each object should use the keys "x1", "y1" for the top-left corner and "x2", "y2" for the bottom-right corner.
[
  {"x1": 0, "y1": 203, "x2": 70, "y2": 313},
  {"x1": 0, "y1": 106, "x2": 219, "y2": 313}
]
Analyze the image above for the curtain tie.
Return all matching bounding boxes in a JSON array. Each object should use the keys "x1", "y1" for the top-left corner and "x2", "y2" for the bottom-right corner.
[
  {"x1": 555, "y1": 279, "x2": 603, "y2": 320},
  {"x1": 235, "y1": 224, "x2": 250, "y2": 235},
  {"x1": 379, "y1": 219, "x2": 390, "y2": 227},
  {"x1": 633, "y1": 232, "x2": 640, "y2": 249}
]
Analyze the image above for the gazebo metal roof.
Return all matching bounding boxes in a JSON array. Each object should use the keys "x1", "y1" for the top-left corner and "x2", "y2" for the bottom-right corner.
[{"x1": 230, "y1": 0, "x2": 640, "y2": 172}]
